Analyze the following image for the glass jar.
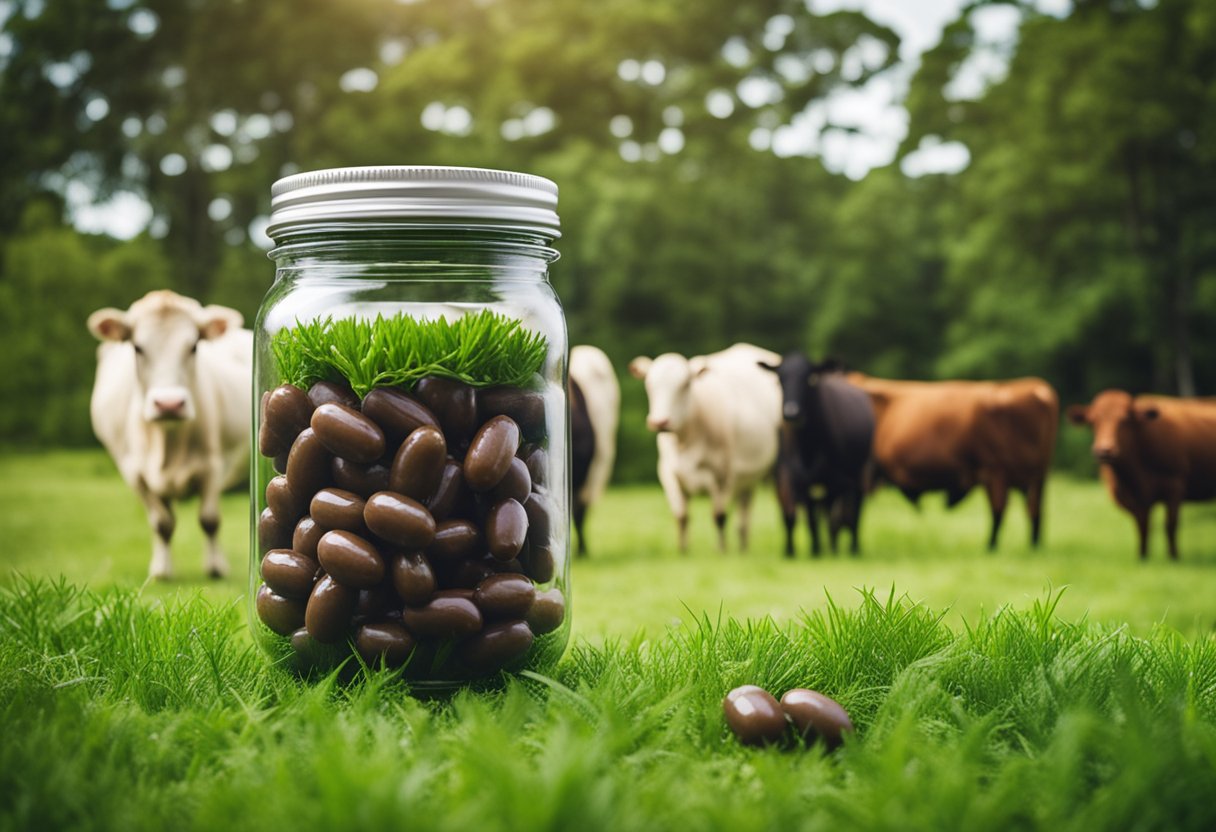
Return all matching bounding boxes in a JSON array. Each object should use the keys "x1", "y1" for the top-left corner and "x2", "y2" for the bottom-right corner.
[{"x1": 250, "y1": 167, "x2": 569, "y2": 687}]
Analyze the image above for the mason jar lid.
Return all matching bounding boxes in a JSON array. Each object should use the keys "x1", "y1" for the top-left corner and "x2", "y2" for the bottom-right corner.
[{"x1": 267, "y1": 166, "x2": 560, "y2": 240}]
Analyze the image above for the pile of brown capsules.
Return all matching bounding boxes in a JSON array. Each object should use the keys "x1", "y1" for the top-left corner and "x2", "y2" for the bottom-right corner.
[
  {"x1": 255, "y1": 377, "x2": 565, "y2": 679},
  {"x1": 723, "y1": 685, "x2": 854, "y2": 750}
]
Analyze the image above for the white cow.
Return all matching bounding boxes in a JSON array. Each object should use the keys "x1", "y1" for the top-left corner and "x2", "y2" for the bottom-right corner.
[
  {"x1": 628, "y1": 343, "x2": 782, "y2": 552},
  {"x1": 88, "y1": 290, "x2": 252, "y2": 580},
  {"x1": 569, "y1": 345, "x2": 620, "y2": 555}
]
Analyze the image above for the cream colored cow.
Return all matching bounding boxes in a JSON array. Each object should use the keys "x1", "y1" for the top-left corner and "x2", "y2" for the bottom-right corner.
[
  {"x1": 629, "y1": 343, "x2": 782, "y2": 552},
  {"x1": 88, "y1": 290, "x2": 252, "y2": 579}
]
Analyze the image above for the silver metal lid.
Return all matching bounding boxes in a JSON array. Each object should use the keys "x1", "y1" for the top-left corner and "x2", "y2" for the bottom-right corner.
[{"x1": 267, "y1": 166, "x2": 560, "y2": 240}]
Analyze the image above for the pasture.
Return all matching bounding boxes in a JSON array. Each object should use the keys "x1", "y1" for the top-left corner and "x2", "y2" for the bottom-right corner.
[
  {"x1": 3, "y1": 449, "x2": 1216, "y2": 830},
  {"x1": 3, "y1": 450, "x2": 1215, "y2": 638}
]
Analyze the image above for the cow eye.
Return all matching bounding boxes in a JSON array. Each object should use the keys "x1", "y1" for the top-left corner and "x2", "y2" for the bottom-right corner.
[
  {"x1": 133, "y1": 344, "x2": 144, "y2": 356},
  {"x1": 190, "y1": 340, "x2": 199, "y2": 355}
]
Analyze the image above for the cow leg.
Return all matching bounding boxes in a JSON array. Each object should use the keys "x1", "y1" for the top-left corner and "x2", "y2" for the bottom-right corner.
[
  {"x1": 1026, "y1": 478, "x2": 1046, "y2": 548},
  {"x1": 711, "y1": 485, "x2": 729, "y2": 553},
  {"x1": 658, "y1": 464, "x2": 689, "y2": 554},
  {"x1": 827, "y1": 493, "x2": 843, "y2": 555},
  {"x1": 199, "y1": 476, "x2": 229, "y2": 579},
  {"x1": 984, "y1": 476, "x2": 1009, "y2": 552},
  {"x1": 574, "y1": 498, "x2": 588, "y2": 557},
  {"x1": 1133, "y1": 507, "x2": 1151, "y2": 559},
  {"x1": 776, "y1": 464, "x2": 798, "y2": 558},
  {"x1": 805, "y1": 495, "x2": 823, "y2": 557},
  {"x1": 136, "y1": 480, "x2": 175, "y2": 581},
  {"x1": 736, "y1": 489, "x2": 754, "y2": 553},
  {"x1": 1165, "y1": 499, "x2": 1181, "y2": 561}
]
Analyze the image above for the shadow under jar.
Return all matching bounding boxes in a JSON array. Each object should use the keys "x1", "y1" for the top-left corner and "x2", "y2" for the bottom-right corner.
[{"x1": 250, "y1": 166, "x2": 571, "y2": 689}]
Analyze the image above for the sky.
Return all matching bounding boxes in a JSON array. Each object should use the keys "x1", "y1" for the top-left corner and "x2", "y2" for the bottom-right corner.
[{"x1": 42, "y1": 0, "x2": 1072, "y2": 241}]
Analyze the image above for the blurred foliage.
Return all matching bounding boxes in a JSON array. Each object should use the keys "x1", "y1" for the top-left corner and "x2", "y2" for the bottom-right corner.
[{"x1": 0, "y1": 0, "x2": 1211, "y2": 480}]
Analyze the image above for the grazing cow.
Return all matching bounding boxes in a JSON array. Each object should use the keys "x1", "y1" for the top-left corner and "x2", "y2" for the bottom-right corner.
[
  {"x1": 848, "y1": 374, "x2": 1058, "y2": 550},
  {"x1": 1067, "y1": 390, "x2": 1216, "y2": 559},
  {"x1": 629, "y1": 344, "x2": 782, "y2": 552},
  {"x1": 88, "y1": 290, "x2": 252, "y2": 580},
  {"x1": 761, "y1": 353, "x2": 874, "y2": 556},
  {"x1": 569, "y1": 345, "x2": 620, "y2": 556}
]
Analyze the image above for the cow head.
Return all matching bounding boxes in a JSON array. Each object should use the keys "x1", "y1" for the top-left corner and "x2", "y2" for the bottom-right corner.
[
  {"x1": 758, "y1": 350, "x2": 820, "y2": 423},
  {"x1": 1067, "y1": 389, "x2": 1159, "y2": 464},
  {"x1": 88, "y1": 290, "x2": 243, "y2": 423},
  {"x1": 629, "y1": 352, "x2": 705, "y2": 433}
]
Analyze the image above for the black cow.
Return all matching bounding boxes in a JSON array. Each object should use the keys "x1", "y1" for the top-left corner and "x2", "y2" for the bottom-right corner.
[
  {"x1": 761, "y1": 352, "x2": 875, "y2": 556},
  {"x1": 569, "y1": 377, "x2": 596, "y2": 555}
]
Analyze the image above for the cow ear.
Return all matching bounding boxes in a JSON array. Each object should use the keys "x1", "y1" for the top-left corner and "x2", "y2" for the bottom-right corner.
[
  {"x1": 88, "y1": 308, "x2": 131, "y2": 342},
  {"x1": 197, "y1": 305, "x2": 243, "y2": 339},
  {"x1": 1066, "y1": 404, "x2": 1089, "y2": 425},
  {"x1": 628, "y1": 356, "x2": 652, "y2": 380},
  {"x1": 1135, "y1": 404, "x2": 1160, "y2": 422},
  {"x1": 689, "y1": 356, "x2": 710, "y2": 377},
  {"x1": 757, "y1": 360, "x2": 779, "y2": 373}
]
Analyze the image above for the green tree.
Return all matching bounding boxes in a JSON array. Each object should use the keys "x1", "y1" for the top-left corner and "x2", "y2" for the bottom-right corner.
[{"x1": 903, "y1": 0, "x2": 1216, "y2": 396}]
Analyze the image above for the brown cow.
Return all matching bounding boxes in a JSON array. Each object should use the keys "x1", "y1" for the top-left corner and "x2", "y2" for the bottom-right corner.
[
  {"x1": 848, "y1": 374, "x2": 1059, "y2": 550},
  {"x1": 1067, "y1": 390, "x2": 1216, "y2": 559}
]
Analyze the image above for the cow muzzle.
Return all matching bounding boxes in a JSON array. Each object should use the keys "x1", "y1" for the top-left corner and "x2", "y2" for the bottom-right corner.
[
  {"x1": 146, "y1": 387, "x2": 194, "y2": 422},
  {"x1": 1092, "y1": 444, "x2": 1117, "y2": 463},
  {"x1": 783, "y1": 402, "x2": 801, "y2": 421},
  {"x1": 647, "y1": 416, "x2": 671, "y2": 432}
]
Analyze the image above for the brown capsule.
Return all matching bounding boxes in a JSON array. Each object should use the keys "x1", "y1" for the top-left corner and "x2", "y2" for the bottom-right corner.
[
  {"x1": 355, "y1": 584, "x2": 399, "y2": 620},
  {"x1": 286, "y1": 428, "x2": 333, "y2": 497},
  {"x1": 427, "y1": 519, "x2": 484, "y2": 564},
  {"x1": 260, "y1": 384, "x2": 314, "y2": 457},
  {"x1": 310, "y1": 488, "x2": 369, "y2": 533},
  {"x1": 525, "y1": 543, "x2": 556, "y2": 584},
  {"x1": 486, "y1": 499, "x2": 528, "y2": 561},
  {"x1": 522, "y1": 489, "x2": 553, "y2": 542},
  {"x1": 389, "y1": 425, "x2": 448, "y2": 502},
  {"x1": 490, "y1": 457, "x2": 532, "y2": 504},
  {"x1": 526, "y1": 588, "x2": 565, "y2": 635},
  {"x1": 364, "y1": 492, "x2": 437, "y2": 550},
  {"x1": 292, "y1": 516, "x2": 325, "y2": 561},
  {"x1": 361, "y1": 388, "x2": 439, "y2": 444},
  {"x1": 256, "y1": 584, "x2": 307, "y2": 635},
  {"x1": 258, "y1": 506, "x2": 293, "y2": 553},
  {"x1": 311, "y1": 403, "x2": 386, "y2": 464},
  {"x1": 446, "y1": 557, "x2": 499, "y2": 590},
  {"x1": 308, "y1": 380, "x2": 359, "y2": 410},
  {"x1": 519, "y1": 444, "x2": 548, "y2": 488},
  {"x1": 414, "y1": 376, "x2": 478, "y2": 446},
  {"x1": 427, "y1": 459, "x2": 469, "y2": 522},
  {"x1": 779, "y1": 689, "x2": 854, "y2": 750},
  {"x1": 434, "y1": 587, "x2": 476, "y2": 602},
  {"x1": 458, "y1": 620, "x2": 534, "y2": 673},
  {"x1": 273, "y1": 451, "x2": 290, "y2": 475},
  {"x1": 289, "y1": 626, "x2": 324, "y2": 660},
  {"x1": 474, "y1": 573, "x2": 536, "y2": 620},
  {"x1": 316, "y1": 530, "x2": 386, "y2": 589},
  {"x1": 332, "y1": 458, "x2": 391, "y2": 499},
  {"x1": 265, "y1": 475, "x2": 308, "y2": 524},
  {"x1": 401, "y1": 596, "x2": 483, "y2": 638},
  {"x1": 391, "y1": 551, "x2": 437, "y2": 606},
  {"x1": 465, "y1": 415, "x2": 522, "y2": 491},
  {"x1": 355, "y1": 621, "x2": 417, "y2": 668},
  {"x1": 305, "y1": 575, "x2": 359, "y2": 644},
  {"x1": 723, "y1": 686, "x2": 789, "y2": 747},
  {"x1": 478, "y1": 386, "x2": 546, "y2": 438},
  {"x1": 260, "y1": 549, "x2": 318, "y2": 600}
]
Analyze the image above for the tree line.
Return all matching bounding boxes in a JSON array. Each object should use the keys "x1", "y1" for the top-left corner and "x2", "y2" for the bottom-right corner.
[{"x1": 1, "y1": 0, "x2": 1212, "y2": 482}]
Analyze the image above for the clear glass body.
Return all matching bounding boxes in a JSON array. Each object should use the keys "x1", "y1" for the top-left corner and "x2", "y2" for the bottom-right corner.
[{"x1": 250, "y1": 224, "x2": 570, "y2": 687}]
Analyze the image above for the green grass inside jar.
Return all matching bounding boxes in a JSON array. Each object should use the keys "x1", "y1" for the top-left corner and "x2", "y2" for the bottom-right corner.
[{"x1": 256, "y1": 312, "x2": 564, "y2": 683}]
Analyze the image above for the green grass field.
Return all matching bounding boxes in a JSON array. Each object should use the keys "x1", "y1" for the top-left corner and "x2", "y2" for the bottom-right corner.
[
  {"x1": 3, "y1": 450, "x2": 1216, "y2": 829},
  {"x1": 3, "y1": 450, "x2": 1215, "y2": 638}
]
